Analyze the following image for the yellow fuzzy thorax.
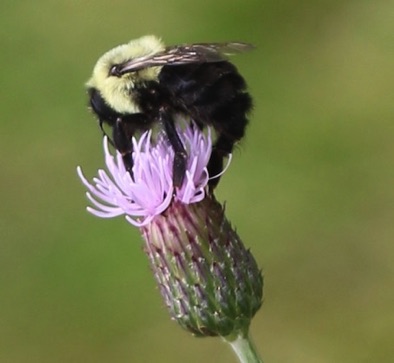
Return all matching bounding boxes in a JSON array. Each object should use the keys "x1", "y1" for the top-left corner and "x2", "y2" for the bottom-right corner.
[{"x1": 86, "y1": 35, "x2": 165, "y2": 114}]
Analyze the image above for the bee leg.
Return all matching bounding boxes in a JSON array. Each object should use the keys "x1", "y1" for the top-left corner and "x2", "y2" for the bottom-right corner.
[
  {"x1": 161, "y1": 113, "x2": 187, "y2": 187},
  {"x1": 207, "y1": 134, "x2": 234, "y2": 189},
  {"x1": 99, "y1": 119, "x2": 115, "y2": 147},
  {"x1": 113, "y1": 117, "x2": 134, "y2": 176}
]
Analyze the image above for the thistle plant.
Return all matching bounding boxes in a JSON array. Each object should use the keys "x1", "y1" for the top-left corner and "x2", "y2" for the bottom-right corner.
[{"x1": 78, "y1": 121, "x2": 264, "y2": 363}]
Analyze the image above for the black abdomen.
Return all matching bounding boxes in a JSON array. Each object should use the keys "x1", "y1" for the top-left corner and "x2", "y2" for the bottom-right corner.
[{"x1": 159, "y1": 61, "x2": 252, "y2": 150}]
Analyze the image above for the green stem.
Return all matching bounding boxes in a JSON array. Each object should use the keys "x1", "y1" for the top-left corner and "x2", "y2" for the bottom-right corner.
[{"x1": 224, "y1": 333, "x2": 264, "y2": 363}]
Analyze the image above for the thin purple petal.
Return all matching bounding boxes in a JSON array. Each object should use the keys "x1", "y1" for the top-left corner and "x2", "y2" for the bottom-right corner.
[{"x1": 77, "y1": 122, "x2": 224, "y2": 227}]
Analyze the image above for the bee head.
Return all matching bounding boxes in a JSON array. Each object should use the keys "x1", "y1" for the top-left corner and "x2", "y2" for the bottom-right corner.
[{"x1": 86, "y1": 35, "x2": 165, "y2": 114}]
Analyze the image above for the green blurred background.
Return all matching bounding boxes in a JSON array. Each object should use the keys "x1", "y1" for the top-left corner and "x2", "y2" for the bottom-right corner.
[{"x1": 1, "y1": 0, "x2": 393, "y2": 362}]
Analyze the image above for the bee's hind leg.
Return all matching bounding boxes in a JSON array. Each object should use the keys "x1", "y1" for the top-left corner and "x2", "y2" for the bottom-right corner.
[{"x1": 207, "y1": 133, "x2": 234, "y2": 190}]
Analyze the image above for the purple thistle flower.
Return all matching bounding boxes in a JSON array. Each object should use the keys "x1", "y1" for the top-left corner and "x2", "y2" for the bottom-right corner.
[
  {"x1": 78, "y1": 120, "x2": 263, "y2": 343},
  {"x1": 77, "y1": 123, "x2": 212, "y2": 227}
]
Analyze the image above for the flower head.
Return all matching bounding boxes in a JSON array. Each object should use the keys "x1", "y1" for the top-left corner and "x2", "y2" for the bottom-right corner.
[
  {"x1": 78, "y1": 120, "x2": 263, "y2": 338},
  {"x1": 77, "y1": 123, "x2": 212, "y2": 226}
]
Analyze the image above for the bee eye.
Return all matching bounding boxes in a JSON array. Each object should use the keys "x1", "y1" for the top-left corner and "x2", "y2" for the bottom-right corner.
[{"x1": 109, "y1": 65, "x2": 121, "y2": 77}]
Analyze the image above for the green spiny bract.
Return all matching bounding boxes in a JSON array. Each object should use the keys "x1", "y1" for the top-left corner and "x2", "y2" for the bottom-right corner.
[{"x1": 142, "y1": 195, "x2": 263, "y2": 337}]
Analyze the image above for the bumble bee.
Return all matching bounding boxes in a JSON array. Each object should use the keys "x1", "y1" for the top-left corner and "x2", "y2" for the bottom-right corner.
[{"x1": 86, "y1": 35, "x2": 253, "y2": 188}]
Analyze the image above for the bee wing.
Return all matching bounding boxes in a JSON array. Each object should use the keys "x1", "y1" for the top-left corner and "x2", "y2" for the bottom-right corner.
[
  {"x1": 157, "y1": 42, "x2": 255, "y2": 64},
  {"x1": 114, "y1": 42, "x2": 254, "y2": 75},
  {"x1": 180, "y1": 42, "x2": 255, "y2": 56}
]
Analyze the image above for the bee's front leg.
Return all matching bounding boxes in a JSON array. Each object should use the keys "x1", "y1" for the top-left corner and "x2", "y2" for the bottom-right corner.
[
  {"x1": 161, "y1": 112, "x2": 187, "y2": 188},
  {"x1": 113, "y1": 117, "x2": 135, "y2": 175}
]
